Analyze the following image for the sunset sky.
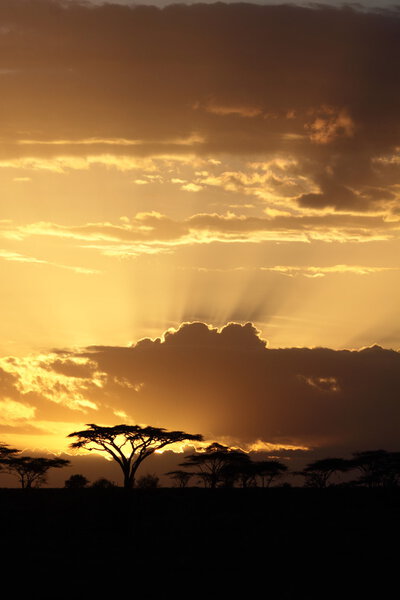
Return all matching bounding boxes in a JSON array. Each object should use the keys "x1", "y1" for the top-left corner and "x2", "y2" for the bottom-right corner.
[{"x1": 0, "y1": 0, "x2": 399, "y2": 481}]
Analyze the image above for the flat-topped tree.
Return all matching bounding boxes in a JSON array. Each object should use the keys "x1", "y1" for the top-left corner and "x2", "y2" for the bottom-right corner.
[
  {"x1": 252, "y1": 460, "x2": 288, "y2": 488},
  {"x1": 299, "y1": 457, "x2": 351, "y2": 488},
  {"x1": 1, "y1": 443, "x2": 69, "y2": 488},
  {"x1": 165, "y1": 470, "x2": 193, "y2": 488},
  {"x1": 0, "y1": 442, "x2": 20, "y2": 477},
  {"x1": 180, "y1": 442, "x2": 250, "y2": 488},
  {"x1": 0, "y1": 442, "x2": 19, "y2": 463},
  {"x1": 68, "y1": 424, "x2": 203, "y2": 489},
  {"x1": 4, "y1": 456, "x2": 70, "y2": 489}
]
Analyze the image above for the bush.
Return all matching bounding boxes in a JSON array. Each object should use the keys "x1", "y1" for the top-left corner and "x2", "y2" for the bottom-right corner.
[
  {"x1": 65, "y1": 474, "x2": 89, "y2": 489},
  {"x1": 91, "y1": 478, "x2": 117, "y2": 489},
  {"x1": 136, "y1": 473, "x2": 160, "y2": 489}
]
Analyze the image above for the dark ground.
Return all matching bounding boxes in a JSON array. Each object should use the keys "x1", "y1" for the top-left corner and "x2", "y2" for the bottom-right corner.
[{"x1": 1, "y1": 487, "x2": 398, "y2": 597}]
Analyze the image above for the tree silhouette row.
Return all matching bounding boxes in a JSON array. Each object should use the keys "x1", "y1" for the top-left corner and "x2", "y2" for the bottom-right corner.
[{"x1": 1, "y1": 426, "x2": 399, "y2": 490}]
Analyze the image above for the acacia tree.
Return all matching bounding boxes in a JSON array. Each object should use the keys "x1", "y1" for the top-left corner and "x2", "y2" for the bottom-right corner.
[
  {"x1": 0, "y1": 442, "x2": 19, "y2": 469},
  {"x1": 180, "y1": 443, "x2": 230, "y2": 488},
  {"x1": 0, "y1": 442, "x2": 19, "y2": 480},
  {"x1": 299, "y1": 457, "x2": 350, "y2": 488},
  {"x1": 252, "y1": 460, "x2": 288, "y2": 488},
  {"x1": 4, "y1": 456, "x2": 70, "y2": 489},
  {"x1": 68, "y1": 424, "x2": 203, "y2": 489},
  {"x1": 0, "y1": 442, "x2": 19, "y2": 460},
  {"x1": 165, "y1": 470, "x2": 193, "y2": 488},
  {"x1": 180, "y1": 442, "x2": 251, "y2": 488},
  {"x1": 220, "y1": 452, "x2": 253, "y2": 488},
  {"x1": 351, "y1": 450, "x2": 400, "y2": 488}
]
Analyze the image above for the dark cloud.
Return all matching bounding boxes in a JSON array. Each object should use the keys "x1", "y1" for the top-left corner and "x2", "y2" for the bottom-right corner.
[
  {"x1": 0, "y1": 367, "x2": 20, "y2": 396},
  {"x1": 298, "y1": 182, "x2": 364, "y2": 211},
  {"x1": 42, "y1": 358, "x2": 97, "y2": 379},
  {"x1": 0, "y1": 323, "x2": 398, "y2": 477},
  {"x1": 65, "y1": 322, "x2": 400, "y2": 454},
  {"x1": 0, "y1": 2, "x2": 398, "y2": 211}
]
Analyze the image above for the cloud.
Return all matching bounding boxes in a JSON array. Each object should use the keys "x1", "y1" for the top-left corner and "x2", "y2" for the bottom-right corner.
[
  {"x1": 0, "y1": 398, "x2": 36, "y2": 422},
  {"x1": 2, "y1": 211, "x2": 399, "y2": 261},
  {"x1": 51, "y1": 323, "x2": 400, "y2": 453},
  {"x1": 194, "y1": 99, "x2": 263, "y2": 118},
  {"x1": 0, "y1": 249, "x2": 99, "y2": 274},
  {"x1": 305, "y1": 107, "x2": 355, "y2": 145},
  {"x1": 0, "y1": 322, "x2": 399, "y2": 457},
  {"x1": 186, "y1": 265, "x2": 399, "y2": 278},
  {"x1": 0, "y1": 356, "x2": 103, "y2": 418},
  {"x1": 0, "y1": 2, "x2": 398, "y2": 215}
]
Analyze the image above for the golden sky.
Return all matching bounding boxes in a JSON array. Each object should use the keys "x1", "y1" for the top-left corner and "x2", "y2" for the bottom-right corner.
[{"x1": 0, "y1": 1, "x2": 399, "y2": 466}]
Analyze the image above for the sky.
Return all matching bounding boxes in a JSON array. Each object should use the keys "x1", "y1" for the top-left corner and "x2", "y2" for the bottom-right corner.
[{"x1": 0, "y1": 0, "x2": 399, "y2": 482}]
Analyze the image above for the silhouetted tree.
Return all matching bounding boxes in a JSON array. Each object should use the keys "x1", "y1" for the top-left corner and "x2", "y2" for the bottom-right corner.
[
  {"x1": 68, "y1": 424, "x2": 203, "y2": 489},
  {"x1": 180, "y1": 443, "x2": 230, "y2": 488},
  {"x1": 351, "y1": 450, "x2": 400, "y2": 488},
  {"x1": 180, "y1": 443, "x2": 251, "y2": 488},
  {"x1": 91, "y1": 477, "x2": 116, "y2": 489},
  {"x1": 252, "y1": 460, "x2": 288, "y2": 487},
  {"x1": 0, "y1": 442, "x2": 19, "y2": 460},
  {"x1": 0, "y1": 443, "x2": 19, "y2": 479},
  {"x1": 166, "y1": 470, "x2": 193, "y2": 487},
  {"x1": 220, "y1": 452, "x2": 253, "y2": 488},
  {"x1": 137, "y1": 473, "x2": 160, "y2": 489},
  {"x1": 65, "y1": 474, "x2": 89, "y2": 488},
  {"x1": 299, "y1": 458, "x2": 350, "y2": 488},
  {"x1": 3, "y1": 456, "x2": 70, "y2": 489}
]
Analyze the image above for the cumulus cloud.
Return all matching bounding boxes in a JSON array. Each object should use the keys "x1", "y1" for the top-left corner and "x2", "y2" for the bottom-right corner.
[
  {"x1": 75, "y1": 323, "x2": 400, "y2": 453},
  {"x1": 0, "y1": 320, "x2": 398, "y2": 462},
  {"x1": 1, "y1": 323, "x2": 397, "y2": 456}
]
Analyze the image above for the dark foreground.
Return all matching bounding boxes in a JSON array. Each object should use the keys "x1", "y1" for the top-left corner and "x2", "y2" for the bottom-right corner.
[{"x1": 1, "y1": 487, "x2": 398, "y2": 596}]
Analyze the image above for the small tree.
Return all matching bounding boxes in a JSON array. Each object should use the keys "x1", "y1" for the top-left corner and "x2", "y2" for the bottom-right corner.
[
  {"x1": 179, "y1": 443, "x2": 230, "y2": 488},
  {"x1": 180, "y1": 443, "x2": 251, "y2": 488},
  {"x1": 252, "y1": 460, "x2": 288, "y2": 488},
  {"x1": 299, "y1": 457, "x2": 350, "y2": 488},
  {"x1": 65, "y1": 474, "x2": 89, "y2": 489},
  {"x1": 4, "y1": 456, "x2": 70, "y2": 489},
  {"x1": 91, "y1": 477, "x2": 116, "y2": 489},
  {"x1": 165, "y1": 470, "x2": 193, "y2": 488},
  {"x1": 220, "y1": 452, "x2": 253, "y2": 488},
  {"x1": 68, "y1": 424, "x2": 203, "y2": 490},
  {"x1": 351, "y1": 450, "x2": 400, "y2": 488},
  {"x1": 136, "y1": 473, "x2": 159, "y2": 489}
]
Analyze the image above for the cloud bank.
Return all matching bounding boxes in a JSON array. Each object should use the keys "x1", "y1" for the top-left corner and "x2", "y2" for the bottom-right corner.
[
  {"x1": 0, "y1": 323, "x2": 398, "y2": 456},
  {"x1": 0, "y1": 1, "x2": 399, "y2": 218}
]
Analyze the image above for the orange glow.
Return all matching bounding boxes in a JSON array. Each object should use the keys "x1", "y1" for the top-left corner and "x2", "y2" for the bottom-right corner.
[{"x1": 0, "y1": 2, "x2": 399, "y2": 472}]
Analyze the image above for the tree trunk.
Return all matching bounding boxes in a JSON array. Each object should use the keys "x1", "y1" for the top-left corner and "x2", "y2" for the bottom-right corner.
[
  {"x1": 123, "y1": 465, "x2": 137, "y2": 490},
  {"x1": 123, "y1": 471, "x2": 134, "y2": 489}
]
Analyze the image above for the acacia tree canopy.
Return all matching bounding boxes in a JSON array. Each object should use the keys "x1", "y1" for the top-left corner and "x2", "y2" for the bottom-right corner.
[
  {"x1": 3, "y1": 456, "x2": 70, "y2": 489},
  {"x1": 252, "y1": 460, "x2": 288, "y2": 488},
  {"x1": 0, "y1": 443, "x2": 19, "y2": 457},
  {"x1": 299, "y1": 457, "x2": 351, "y2": 488},
  {"x1": 180, "y1": 443, "x2": 251, "y2": 488},
  {"x1": 68, "y1": 423, "x2": 203, "y2": 489},
  {"x1": 351, "y1": 450, "x2": 400, "y2": 488},
  {"x1": 165, "y1": 470, "x2": 193, "y2": 488},
  {"x1": 0, "y1": 442, "x2": 19, "y2": 465}
]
